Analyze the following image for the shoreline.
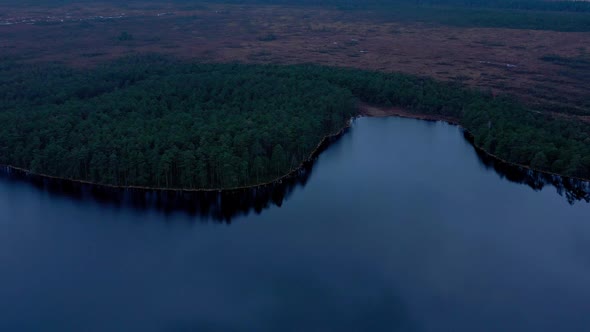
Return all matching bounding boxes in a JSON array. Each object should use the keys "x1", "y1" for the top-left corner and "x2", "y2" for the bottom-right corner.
[
  {"x1": 2, "y1": 106, "x2": 589, "y2": 195},
  {"x1": 358, "y1": 103, "x2": 460, "y2": 125},
  {"x1": 358, "y1": 102, "x2": 590, "y2": 183},
  {"x1": 0, "y1": 119, "x2": 353, "y2": 194}
]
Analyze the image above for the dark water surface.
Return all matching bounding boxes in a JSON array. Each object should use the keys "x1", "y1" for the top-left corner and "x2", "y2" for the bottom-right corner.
[{"x1": 1, "y1": 117, "x2": 589, "y2": 332}]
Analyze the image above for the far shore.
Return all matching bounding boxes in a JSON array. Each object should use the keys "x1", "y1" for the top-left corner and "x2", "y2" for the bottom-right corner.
[
  {"x1": 358, "y1": 102, "x2": 590, "y2": 183},
  {"x1": 358, "y1": 103, "x2": 459, "y2": 125}
]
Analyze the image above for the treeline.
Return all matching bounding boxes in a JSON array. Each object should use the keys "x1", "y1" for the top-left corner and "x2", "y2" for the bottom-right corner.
[
  {"x1": 402, "y1": 0, "x2": 590, "y2": 12},
  {"x1": 207, "y1": 0, "x2": 590, "y2": 31},
  {"x1": 1, "y1": 56, "x2": 589, "y2": 189},
  {"x1": 341, "y1": 1, "x2": 590, "y2": 31},
  {"x1": 4, "y1": 0, "x2": 589, "y2": 31},
  {"x1": 309, "y1": 66, "x2": 590, "y2": 178},
  {"x1": 170, "y1": 0, "x2": 590, "y2": 13},
  {"x1": 201, "y1": 0, "x2": 590, "y2": 14}
]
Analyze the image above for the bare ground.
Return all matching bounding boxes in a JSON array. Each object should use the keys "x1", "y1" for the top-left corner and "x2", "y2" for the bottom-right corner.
[{"x1": 358, "y1": 103, "x2": 460, "y2": 124}]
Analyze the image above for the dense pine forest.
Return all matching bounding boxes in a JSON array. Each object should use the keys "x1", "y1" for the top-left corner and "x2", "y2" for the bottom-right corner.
[
  {"x1": 0, "y1": 56, "x2": 356, "y2": 189},
  {"x1": 1, "y1": 56, "x2": 589, "y2": 189}
]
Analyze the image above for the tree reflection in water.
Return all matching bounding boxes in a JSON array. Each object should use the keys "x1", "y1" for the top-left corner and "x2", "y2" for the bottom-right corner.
[{"x1": 1, "y1": 127, "x2": 588, "y2": 222}]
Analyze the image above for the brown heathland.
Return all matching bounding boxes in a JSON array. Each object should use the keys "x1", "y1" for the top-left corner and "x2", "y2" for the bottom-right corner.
[{"x1": 1, "y1": 2, "x2": 589, "y2": 115}]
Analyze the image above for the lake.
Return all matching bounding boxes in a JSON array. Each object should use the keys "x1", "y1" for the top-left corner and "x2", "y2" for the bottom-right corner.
[{"x1": 1, "y1": 116, "x2": 589, "y2": 332}]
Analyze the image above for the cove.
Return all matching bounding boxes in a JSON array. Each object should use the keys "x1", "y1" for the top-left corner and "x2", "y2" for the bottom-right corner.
[{"x1": 0, "y1": 116, "x2": 589, "y2": 331}]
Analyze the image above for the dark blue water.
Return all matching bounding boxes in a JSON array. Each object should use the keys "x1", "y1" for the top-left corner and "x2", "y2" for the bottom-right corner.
[{"x1": 1, "y1": 117, "x2": 589, "y2": 332}]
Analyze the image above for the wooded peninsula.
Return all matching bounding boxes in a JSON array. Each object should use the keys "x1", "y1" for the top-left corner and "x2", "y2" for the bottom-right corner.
[{"x1": 1, "y1": 55, "x2": 589, "y2": 189}]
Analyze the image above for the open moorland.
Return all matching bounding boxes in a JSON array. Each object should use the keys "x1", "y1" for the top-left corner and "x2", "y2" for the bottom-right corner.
[{"x1": 1, "y1": 1, "x2": 589, "y2": 118}]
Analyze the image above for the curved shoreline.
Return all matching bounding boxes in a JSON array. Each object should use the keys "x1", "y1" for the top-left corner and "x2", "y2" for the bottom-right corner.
[
  {"x1": 358, "y1": 103, "x2": 590, "y2": 184},
  {"x1": 1, "y1": 108, "x2": 589, "y2": 198},
  {"x1": 0, "y1": 119, "x2": 353, "y2": 195}
]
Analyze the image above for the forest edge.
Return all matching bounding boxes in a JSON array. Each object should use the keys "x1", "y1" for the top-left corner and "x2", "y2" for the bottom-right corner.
[{"x1": 2, "y1": 103, "x2": 589, "y2": 197}]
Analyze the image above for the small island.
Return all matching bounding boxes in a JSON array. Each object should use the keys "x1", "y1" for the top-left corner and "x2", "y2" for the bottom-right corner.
[{"x1": 1, "y1": 55, "x2": 589, "y2": 190}]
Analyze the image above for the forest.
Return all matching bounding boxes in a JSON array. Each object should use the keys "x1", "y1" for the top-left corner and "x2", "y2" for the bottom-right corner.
[
  {"x1": 201, "y1": 0, "x2": 590, "y2": 31},
  {"x1": 5, "y1": 0, "x2": 590, "y2": 25},
  {"x1": 0, "y1": 56, "x2": 355, "y2": 189},
  {"x1": 1, "y1": 55, "x2": 589, "y2": 189},
  {"x1": 203, "y1": 0, "x2": 590, "y2": 31},
  {"x1": 12, "y1": 0, "x2": 588, "y2": 12}
]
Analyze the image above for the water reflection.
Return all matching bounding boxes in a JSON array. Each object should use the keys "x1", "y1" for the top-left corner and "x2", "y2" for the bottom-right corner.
[
  {"x1": 0, "y1": 164, "x2": 311, "y2": 223},
  {"x1": 468, "y1": 133, "x2": 590, "y2": 204},
  {"x1": 1, "y1": 119, "x2": 588, "y2": 222}
]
